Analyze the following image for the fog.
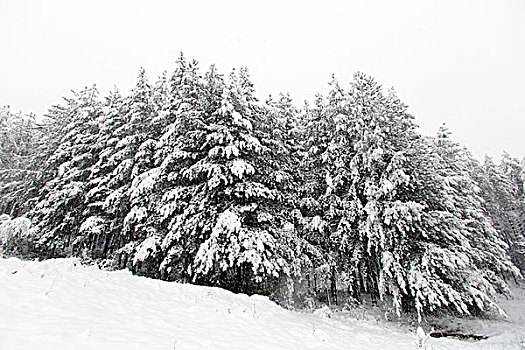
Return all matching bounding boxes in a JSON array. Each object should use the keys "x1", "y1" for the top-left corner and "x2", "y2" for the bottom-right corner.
[{"x1": 1, "y1": 0, "x2": 524, "y2": 159}]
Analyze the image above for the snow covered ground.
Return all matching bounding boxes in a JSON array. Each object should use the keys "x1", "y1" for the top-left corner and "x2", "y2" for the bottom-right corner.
[{"x1": 1, "y1": 257, "x2": 524, "y2": 350}]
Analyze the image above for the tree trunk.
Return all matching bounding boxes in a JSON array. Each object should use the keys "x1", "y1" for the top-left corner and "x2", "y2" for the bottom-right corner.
[{"x1": 330, "y1": 265, "x2": 337, "y2": 305}]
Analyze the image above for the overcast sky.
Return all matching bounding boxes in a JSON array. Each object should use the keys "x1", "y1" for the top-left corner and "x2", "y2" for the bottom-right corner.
[{"x1": 1, "y1": 0, "x2": 524, "y2": 160}]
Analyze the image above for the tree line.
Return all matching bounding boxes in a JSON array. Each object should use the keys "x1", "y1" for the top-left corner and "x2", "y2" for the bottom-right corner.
[{"x1": 1, "y1": 54, "x2": 524, "y2": 320}]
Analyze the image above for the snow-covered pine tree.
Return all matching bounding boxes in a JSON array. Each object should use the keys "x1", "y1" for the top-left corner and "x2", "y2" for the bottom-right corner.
[
  {"x1": 124, "y1": 57, "x2": 198, "y2": 271},
  {"x1": 263, "y1": 92, "x2": 337, "y2": 305},
  {"x1": 0, "y1": 107, "x2": 36, "y2": 170},
  {"x1": 397, "y1": 126, "x2": 518, "y2": 320},
  {"x1": 81, "y1": 68, "x2": 158, "y2": 263},
  {"x1": 138, "y1": 54, "x2": 208, "y2": 280},
  {"x1": 106, "y1": 69, "x2": 158, "y2": 266},
  {"x1": 318, "y1": 73, "x2": 421, "y2": 307},
  {"x1": 30, "y1": 86, "x2": 102, "y2": 258},
  {"x1": 291, "y1": 93, "x2": 338, "y2": 304},
  {"x1": 477, "y1": 154, "x2": 525, "y2": 274},
  {"x1": 499, "y1": 153, "x2": 525, "y2": 272},
  {"x1": 80, "y1": 88, "x2": 129, "y2": 259},
  {"x1": 160, "y1": 66, "x2": 297, "y2": 296},
  {"x1": 0, "y1": 106, "x2": 45, "y2": 217},
  {"x1": 86, "y1": 68, "x2": 162, "y2": 272}
]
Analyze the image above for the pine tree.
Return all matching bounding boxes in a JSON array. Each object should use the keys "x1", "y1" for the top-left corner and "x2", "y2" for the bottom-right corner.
[
  {"x1": 94, "y1": 69, "x2": 159, "y2": 270},
  {"x1": 30, "y1": 86, "x2": 102, "y2": 258},
  {"x1": 291, "y1": 92, "x2": 339, "y2": 304},
  {"x1": 80, "y1": 88, "x2": 129, "y2": 259},
  {"x1": 0, "y1": 106, "x2": 45, "y2": 217},
  {"x1": 399, "y1": 126, "x2": 517, "y2": 320},
  {"x1": 499, "y1": 153, "x2": 525, "y2": 272},
  {"x1": 318, "y1": 73, "x2": 420, "y2": 307},
  {"x1": 143, "y1": 54, "x2": 208, "y2": 280},
  {"x1": 191, "y1": 68, "x2": 297, "y2": 295},
  {"x1": 477, "y1": 154, "x2": 525, "y2": 273}
]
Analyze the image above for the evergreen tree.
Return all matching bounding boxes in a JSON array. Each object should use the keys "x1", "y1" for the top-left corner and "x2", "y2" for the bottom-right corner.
[
  {"x1": 320, "y1": 73, "x2": 420, "y2": 307},
  {"x1": 399, "y1": 126, "x2": 517, "y2": 320},
  {"x1": 81, "y1": 88, "x2": 129, "y2": 259},
  {"x1": 478, "y1": 154, "x2": 525, "y2": 273},
  {"x1": 30, "y1": 86, "x2": 102, "y2": 258},
  {"x1": 499, "y1": 153, "x2": 525, "y2": 272},
  {"x1": 191, "y1": 68, "x2": 297, "y2": 295},
  {"x1": 144, "y1": 54, "x2": 208, "y2": 280},
  {"x1": 0, "y1": 106, "x2": 45, "y2": 217}
]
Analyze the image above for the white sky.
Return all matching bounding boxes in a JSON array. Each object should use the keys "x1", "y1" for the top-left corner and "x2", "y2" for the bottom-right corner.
[{"x1": 1, "y1": 0, "x2": 524, "y2": 160}]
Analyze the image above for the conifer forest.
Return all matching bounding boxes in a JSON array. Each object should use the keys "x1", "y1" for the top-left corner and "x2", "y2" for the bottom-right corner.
[{"x1": 1, "y1": 54, "x2": 524, "y2": 321}]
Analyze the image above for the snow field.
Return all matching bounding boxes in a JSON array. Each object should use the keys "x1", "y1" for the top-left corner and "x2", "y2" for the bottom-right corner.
[{"x1": 1, "y1": 258, "x2": 524, "y2": 349}]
